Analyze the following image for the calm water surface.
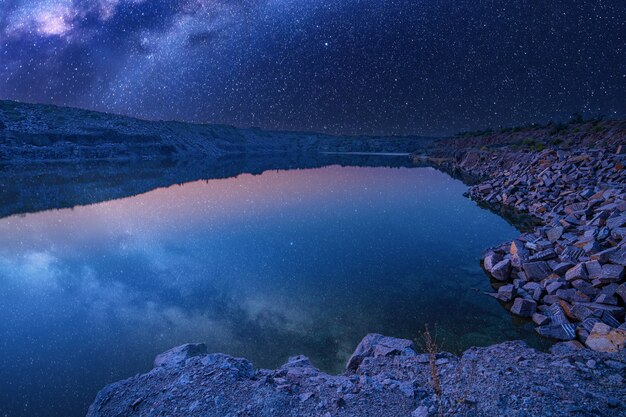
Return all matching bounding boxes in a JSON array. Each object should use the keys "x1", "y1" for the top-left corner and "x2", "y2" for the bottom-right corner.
[{"x1": 0, "y1": 163, "x2": 546, "y2": 417}]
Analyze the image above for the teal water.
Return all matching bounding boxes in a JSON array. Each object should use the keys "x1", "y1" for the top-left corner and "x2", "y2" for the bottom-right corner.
[{"x1": 0, "y1": 162, "x2": 546, "y2": 417}]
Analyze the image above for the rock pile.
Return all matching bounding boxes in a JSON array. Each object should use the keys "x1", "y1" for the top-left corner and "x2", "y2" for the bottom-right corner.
[{"x1": 460, "y1": 147, "x2": 626, "y2": 352}]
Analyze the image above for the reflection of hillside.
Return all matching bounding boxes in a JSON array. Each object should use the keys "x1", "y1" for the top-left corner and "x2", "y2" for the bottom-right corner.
[{"x1": 0, "y1": 154, "x2": 428, "y2": 219}]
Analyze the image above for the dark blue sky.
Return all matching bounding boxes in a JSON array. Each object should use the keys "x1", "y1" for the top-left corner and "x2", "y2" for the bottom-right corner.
[{"x1": 1, "y1": 0, "x2": 624, "y2": 135}]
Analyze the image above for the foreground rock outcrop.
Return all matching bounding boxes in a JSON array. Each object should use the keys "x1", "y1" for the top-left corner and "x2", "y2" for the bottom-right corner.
[{"x1": 87, "y1": 334, "x2": 625, "y2": 417}]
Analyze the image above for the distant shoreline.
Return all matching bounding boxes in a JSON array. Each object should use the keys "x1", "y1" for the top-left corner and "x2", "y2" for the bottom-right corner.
[{"x1": 320, "y1": 151, "x2": 411, "y2": 156}]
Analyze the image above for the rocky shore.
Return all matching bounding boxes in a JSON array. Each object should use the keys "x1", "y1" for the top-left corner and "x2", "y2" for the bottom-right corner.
[
  {"x1": 87, "y1": 334, "x2": 625, "y2": 417},
  {"x1": 86, "y1": 147, "x2": 626, "y2": 415},
  {"x1": 85, "y1": 121, "x2": 626, "y2": 416},
  {"x1": 426, "y1": 144, "x2": 626, "y2": 353}
]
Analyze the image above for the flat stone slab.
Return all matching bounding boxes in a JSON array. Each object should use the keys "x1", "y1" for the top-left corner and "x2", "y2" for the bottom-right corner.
[
  {"x1": 535, "y1": 323, "x2": 576, "y2": 341},
  {"x1": 522, "y1": 261, "x2": 552, "y2": 281},
  {"x1": 608, "y1": 246, "x2": 626, "y2": 266}
]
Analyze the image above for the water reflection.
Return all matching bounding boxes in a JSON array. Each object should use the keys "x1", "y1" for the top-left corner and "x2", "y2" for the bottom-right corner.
[
  {"x1": 0, "y1": 160, "x2": 547, "y2": 417},
  {"x1": 0, "y1": 153, "x2": 424, "y2": 219}
]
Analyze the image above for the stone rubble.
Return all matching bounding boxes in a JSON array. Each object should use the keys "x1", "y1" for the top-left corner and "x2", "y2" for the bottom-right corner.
[{"x1": 441, "y1": 147, "x2": 626, "y2": 353}]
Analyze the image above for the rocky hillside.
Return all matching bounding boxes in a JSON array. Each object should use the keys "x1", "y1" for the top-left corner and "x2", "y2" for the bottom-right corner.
[
  {"x1": 445, "y1": 118, "x2": 626, "y2": 151},
  {"x1": 87, "y1": 334, "x2": 625, "y2": 417},
  {"x1": 0, "y1": 101, "x2": 435, "y2": 163}
]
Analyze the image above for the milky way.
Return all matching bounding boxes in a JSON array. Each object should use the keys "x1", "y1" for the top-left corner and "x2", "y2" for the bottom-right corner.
[{"x1": 1, "y1": 0, "x2": 625, "y2": 135}]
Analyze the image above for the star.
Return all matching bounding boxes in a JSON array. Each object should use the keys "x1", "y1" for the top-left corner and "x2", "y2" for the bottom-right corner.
[{"x1": 0, "y1": 0, "x2": 623, "y2": 136}]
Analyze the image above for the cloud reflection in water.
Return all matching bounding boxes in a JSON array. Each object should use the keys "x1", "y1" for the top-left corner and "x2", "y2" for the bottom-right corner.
[{"x1": 0, "y1": 165, "x2": 544, "y2": 417}]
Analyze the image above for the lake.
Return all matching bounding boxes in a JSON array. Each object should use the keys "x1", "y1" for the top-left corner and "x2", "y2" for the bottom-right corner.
[{"x1": 0, "y1": 156, "x2": 547, "y2": 417}]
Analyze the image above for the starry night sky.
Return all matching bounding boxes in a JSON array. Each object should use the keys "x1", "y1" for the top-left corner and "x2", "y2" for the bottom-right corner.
[{"x1": 1, "y1": 0, "x2": 625, "y2": 135}]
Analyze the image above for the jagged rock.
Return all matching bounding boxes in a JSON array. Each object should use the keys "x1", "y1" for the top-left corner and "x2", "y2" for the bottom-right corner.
[
  {"x1": 529, "y1": 248, "x2": 557, "y2": 261},
  {"x1": 591, "y1": 247, "x2": 618, "y2": 263},
  {"x1": 491, "y1": 259, "x2": 512, "y2": 281},
  {"x1": 532, "y1": 313, "x2": 550, "y2": 326},
  {"x1": 600, "y1": 311, "x2": 621, "y2": 328},
  {"x1": 598, "y1": 264, "x2": 625, "y2": 283},
  {"x1": 571, "y1": 279, "x2": 597, "y2": 296},
  {"x1": 608, "y1": 246, "x2": 626, "y2": 266},
  {"x1": 552, "y1": 261, "x2": 575, "y2": 276},
  {"x1": 543, "y1": 295, "x2": 562, "y2": 305},
  {"x1": 582, "y1": 318, "x2": 601, "y2": 333},
  {"x1": 547, "y1": 304, "x2": 569, "y2": 325},
  {"x1": 546, "y1": 281, "x2": 564, "y2": 295},
  {"x1": 584, "y1": 260, "x2": 603, "y2": 279},
  {"x1": 298, "y1": 392, "x2": 314, "y2": 403},
  {"x1": 535, "y1": 323, "x2": 576, "y2": 341},
  {"x1": 565, "y1": 263, "x2": 588, "y2": 281},
  {"x1": 510, "y1": 298, "x2": 537, "y2": 317},
  {"x1": 606, "y1": 215, "x2": 626, "y2": 230},
  {"x1": 550, "y1": 340, "x2": 585, "y2": 353},
  {"x1": 561, "y1": 246, "x2": 585, "y2": 262},
  {"x1": 612, "y1": 227, "x2": 626, "y2": 240},
  {"x1": 411, "y1": 406, "x2": 430, "y2": 417},
  {"x1": 616, "y1": 283, "x2": 626, "y2": 304},
  {"x1": 585, "y1": 323, "x2": 626, "y2": 352},
  {"x1": 547, "y1": 226, "x2": 563, "y2": 243},
  {"x1": 153, "y1": 343, "x2": 208, "y2": 368},
  {"x1": 522, "y1": 261, "x2": 552, "y2": 281},
  {"x1": 483, "y1": 251, "x2": 502, "y2": 272},
  {"x1": 523, "y1": 282, "x2": 543, "y2": 300},
  {"x1": 575, "y1": 303, "x2": 625, "y2": 320},
  {"x1": 497, "y1": 284, "x2": 516, "y2": 302},
  {"x1": 346, "y1": 333, "x2": 415, "y2": 370},
  {"x1": 571, "y1": 303, "x2": 594, "y2": 321},
  {"x1": 553, "y1": 288, "x2": 573, "y2": 302},
  {"x1": 510, "y1": 240, "x2": 530, "y2": 259},
  {"x1": 599, "y1": 283, "x2": 619, "y2": 297},
  {"x1": 595, "y1": 294, "x2": 618, "y2": 305}
]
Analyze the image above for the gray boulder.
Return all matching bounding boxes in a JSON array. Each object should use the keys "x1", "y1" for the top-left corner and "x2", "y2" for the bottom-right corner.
[
  {"x1": 598, "y1": 264, "x2": 625, "y2": 283},
  {"x1": 483, "y1": 251, "x2": 502, "y2": 272},
  {"x1": 522, "y1": 261, "x2": 552, "y2": 281},
  {"x1": 565, "y1": 263, "x2": 588, "y2": 281},
  {"x1": 546, "y1": 226, "x2": 564, "y2": 243},
  {"x1": 346, "y1": 333, "x2": 415, "y2": 370},
  {"x1": 616, "y1": 283, "x2": 626, "y2": 304},
  {"x1": 153, "y1": 343, "x2": 208, "y2": 368},
  {"x1": 510, "y1": 298, "x2": 537, "y2": 317},
  {"x1": 497, "y1": 284, "x2": 516, "y2": 302},
  {"x1": 491, "y1": 259, "x2": 512, "y2": 281}
]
